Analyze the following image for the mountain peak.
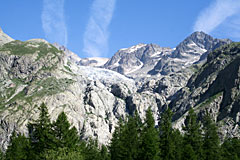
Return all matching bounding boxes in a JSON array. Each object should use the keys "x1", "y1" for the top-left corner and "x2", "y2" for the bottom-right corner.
[
  {"x1": 119, "y1": 43, "x2": 147, "y2": 53},
  {"x1": 0, "y1": 27, "x2": 14, "y2": 45}
]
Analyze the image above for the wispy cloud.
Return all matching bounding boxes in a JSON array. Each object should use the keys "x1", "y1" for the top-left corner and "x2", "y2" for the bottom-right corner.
[
  {"x1": 42, "y1": 0, "x2": 68, "y2": 46},
  {"x1": 83, "y1": 0, "x2": 116, "y2": 57},
  {"x1": 193, "y1": 0, "x2": 240, "y2": 35}
]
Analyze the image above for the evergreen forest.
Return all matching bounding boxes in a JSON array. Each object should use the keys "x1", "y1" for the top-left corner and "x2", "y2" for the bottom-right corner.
[{"x1": 1, "y1": 103, "x2": 240, "y2": 160}]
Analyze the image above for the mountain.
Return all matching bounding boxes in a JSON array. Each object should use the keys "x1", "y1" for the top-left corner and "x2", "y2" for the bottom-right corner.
[
  {"x1": 0, "y1": 31, "x2": 164, "y2": 151},
  {"x1": 149, "y1": 31, "x2": 232, "y2": 75},
  {"x1": 53, "y1": 43, "x2": 109, "y2": 67},
  {"x1": 104, "y1": 43, "x2": 172, "y2": 77},
  {"x1": 0, "y1": 28, "x2": 238, "y2": 151},
  {"x1": 103, "y1": 32, "x2": 231, "y2": 100},
  {"x1": 170, "y1": 42, "x2": 240, "y2": 139},
  {"x1": 0, "y1": 27, "x2": 14, "y2": 45},
  {"x1": 78, "y1": 57, "x2": 109, "y2": 67}
]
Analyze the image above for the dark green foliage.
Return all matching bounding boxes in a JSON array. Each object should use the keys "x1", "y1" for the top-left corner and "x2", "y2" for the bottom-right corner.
[
  {"x1": 202, "y1": 113, "x2": 221, "y2": 160},
  {"x1": 171, "y1": 129, "x2": 183, "y2": 160},
  {"x1": 159, "y1": 108, "x2": 175, "y2": 160},
  {"x1": 221, "y1": 138, "x2": 240, "y2": 160},
  {"x1": 82, "y1": 138, "x2": 102, "y2": 160},
  {"x1": 5, "y1": 132, "x2": 30, "y2": 160},
  {"x1": 109, "y1": 112, "x2": 142, "y2": 160},
  {"x1": 0, "y1": 150, "x2": 4, "y2": 160},
  {"x1": 43, "y1": 147, "x2": 84, "y2": 160},
  {"x1": 28, "y1": 103, "x2": 57, "y2": 159},
  {"x1": 182, "y1": 108, "x2": 203, "y2": 159},
  {"x1": 122, "y1": 115, "x2": 141, "y2": 159},
  {"x1": 100, "y1": 145, "x2": 110, "y2": 160},
  {"x1": 139, "y1": 108, "x2": 160, "y2": 160},
  {"x1": 109, "y1": 119, "x2": 125, "y2": 160},
  {"x1": 4, "y1": 103, "x2": 240, "y2": 160},
  {"x1": 53, "y1": 112, "x2": 79, "y2": 149},
  {"x1": 182, "y1": 144, "x2": 197, "y2": 160}
]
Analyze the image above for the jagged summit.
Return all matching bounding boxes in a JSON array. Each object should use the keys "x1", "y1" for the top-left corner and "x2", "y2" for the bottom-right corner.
[
  {"x1": 104, "y1": 43, "x2": 172, "y2": 75},
  {"x1": 0, "y1": 27, "x2": 3, "y2": 33},
  {"x1": 172, "y1": 31, "x2": 232, "y2": 59},
  {"x1": 118, "y1": 43, "x2": 147, "y2": 53}
]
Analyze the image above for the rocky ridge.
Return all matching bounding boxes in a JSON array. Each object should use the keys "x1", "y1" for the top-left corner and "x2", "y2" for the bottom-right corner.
[
  {"x1": 0, "y1": 34, "x2": 163, "y2": 151},
  {"x1": 170, "y1": 42, "x2": 240, "y2": 139},
  {"x1": 0, "y1": 27, "x2": 14, "y2": 46},
  {"x1": 0, "y1": 28, "x2": 237, "y2": 152}
]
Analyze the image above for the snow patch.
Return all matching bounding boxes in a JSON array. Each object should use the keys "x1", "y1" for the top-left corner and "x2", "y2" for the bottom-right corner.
[
  {"x1": 125, "y1": 61, "x2": 144, "y2": 74},
  {"x1": 78, "y1": 66, "x2": 135, "y2": 84}
]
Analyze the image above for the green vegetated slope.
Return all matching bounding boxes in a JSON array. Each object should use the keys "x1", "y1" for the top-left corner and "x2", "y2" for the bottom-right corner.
[
  {"x1": 0, "y1": 40, "x2": 75, "y2": 114},
  {"x1": 170, "y1": 42, "x2": 240, "y2": 138}
]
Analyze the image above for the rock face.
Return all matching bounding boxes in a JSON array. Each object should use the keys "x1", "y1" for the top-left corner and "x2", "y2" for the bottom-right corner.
[
  {"x1": 103, "y1": 32, "x2": 231, "y2": 101},
  {"x1": 104, "y1": 43, "x2": 173, "y2": 77},
  {"x1": 0, "y1": 27, "x2": 14, "y2": 46},
  {"x1": 0, "y1": 37, "x2": 163, "y2": 151},
  {"x1": 170, "y1": 42, "x2": 240, "y2": 139},
  {"x1": 0, "y1": 28, "x2": 237, "y2": 152}
]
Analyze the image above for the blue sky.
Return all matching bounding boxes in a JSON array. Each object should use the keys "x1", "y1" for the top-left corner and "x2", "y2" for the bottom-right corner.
[{"x1": 1, "y1": 0, "x2": 240, "y2": 58}]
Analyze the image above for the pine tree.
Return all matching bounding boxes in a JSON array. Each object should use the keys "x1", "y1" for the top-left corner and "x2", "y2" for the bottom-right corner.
[
  {"x1": 202, "y1": 113, "x2": 221, "y2": 160},
  {"x1": 182, "y1": 144, "x2": 197, "y2": 160},
  {"x1": 123, "y1": 113, "x2": 141, "y2": 160},
  {"x1": 139, "y1": 108, "x2": 160, "y2": 160},
  {"x1": 43, "y1": 147, "x2": 84, "y2": 160},
  {"x1": 159, "y1": 108, "x2": 175, "y2": 160},
  {"x1": 0, "y1": 150, "x2": 4, "y2": 160},
  {"x1": 171, "y1": 129, "x2": 183, "y2": 160},
  {"x1": 109, "y1": 112, "x2": 142, "y2": 160},
  {"x1": 28, "y1": 103, "x2": 56, "y2": 159},
  {"x1": 109, "y1": 118, "x2": 126, "y2": 160},
  {"x1": 83, "y1": 138, "x2": 101, "y2": 160},
  {"x1": 5, "y1": 131, "x2": 30, "y2": 160},
  {"x1": 53, "y1": 112, "x2": 79, "y2": 149},
  {"x1": 221, "y1": 138, "x2": 240, "y2": 160},
  {"x1": 182, "y1": 108, "x2": 203, "y2": 160},
  {"x1": 100, "y1": 145, "x2": 110, "y2": 160}
]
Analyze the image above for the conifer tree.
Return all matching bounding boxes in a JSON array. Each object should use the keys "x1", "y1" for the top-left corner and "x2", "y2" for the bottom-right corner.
[
  {"x1": 221, "y1": 138, "x2": 240, "y2": 160},
  {"x1": 171, "y1": 129, "x2": 183, "y2": 160},
  {"x1": 202, "y1": 113, "x2": 221, "y2": 160},
  {"x1": 139, "y1": 108, "x2": 160, "y2": 160},
  {"x1": 109, "y1": 118, "x2": 126, "y2": 160},
  {"x1": 123, "y1": 113, "x2": 141, "y2": 160},
  {"x1": 53, "y1": 112, "x2": 79, "y2": 149},
  {"x1": 0, "y1": 150, "x2": 4, "y2": 160},
  {"x1": 83, "y1": 138, "x2": 102, "y2": 160},
  {"x1": 109, "y1": 112, "x2": 142, "y2": 160},
  {"x1": 182, "y1": 144, "x2": 197, "y2": 160},
  {"x1": 28, "y1": 103, "x2": 56, "y2": 159},
  {"x1": 182, "y1": 108, "x2": 203, "y2": 159},
  {"x1": 159, "y1": 108, "x2": 175, "y2": 160},
  {"x1": 5, "y1": 131, "x2": 30, "y2": 160},
  {"x1": 43, "y1": 147, "x2": 84, "y2": 160},
  {"x1": 100, "y1": 145, "x2": 110, "y2": 160}
]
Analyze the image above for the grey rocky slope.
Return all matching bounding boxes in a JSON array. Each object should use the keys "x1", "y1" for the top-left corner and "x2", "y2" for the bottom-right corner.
[
  {"x1": 53, "y1": 43, "x2": 109, "y2": 67},
  {"x1": 170, "y1": 42, "x2": 240, "y2": 139},
  {"x1": 0, "y1": 28, "x2": 236, "y2": 152},
  {"x1": 0, "y1": 36, "x2": 164, "y2": 151},
  {"x1": 0, "y1": 27, "x2": 14, "y2": 46},
  {"x1": 103, "y1": 32, "x2": 231, "y2": 101}
]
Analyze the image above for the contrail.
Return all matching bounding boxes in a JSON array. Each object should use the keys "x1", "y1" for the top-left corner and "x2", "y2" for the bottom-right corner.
[
  {"x1": 42, "y1": 0, "x2": 68, "y2": 46},
  {"x1": 193, "y1": 0, "x2": 240, "y2": 34},
  {"x1": 83, "y1": 0, "x2": 116, "y2": 57}
]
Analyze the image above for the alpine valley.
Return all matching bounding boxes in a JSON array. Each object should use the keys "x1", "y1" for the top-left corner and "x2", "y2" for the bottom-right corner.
[{"x1": 1, "y1": 26, "x2": 239, "y2": 152}]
